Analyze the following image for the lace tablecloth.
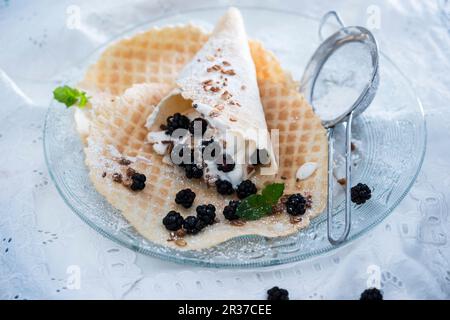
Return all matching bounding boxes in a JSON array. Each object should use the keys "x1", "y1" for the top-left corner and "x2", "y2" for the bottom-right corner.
[{"x1": 1, "y1": 0, "x2": 450, "y2": 299}]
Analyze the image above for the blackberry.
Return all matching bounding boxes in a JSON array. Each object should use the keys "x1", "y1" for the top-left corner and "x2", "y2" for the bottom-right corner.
[
  {"x1": 217, "y1": 154, "x2": 235, "y2": 172},
  {"x1": 236, "y1": 180, "x2": 257, "y2": 199},
  {"x1": 165, "y1": 113, "x2": 190, "y2": 135},
  {"x1": 267, "y1": 286, "x2": 289, "y2": 301},
  {"x1": 189, "y1": 118, "x2": 208, "y2": 136},
  {"x1": 183, "y1": 216, "x2": 205, "y2": 234},
  {"x1": 223, "y1": 200, "x2": 241, "y2": 221},
  {"x1": 185, "y1": 164, "x2": 203, "y2": 179},
  {"x1": 360, "y1": 288, "x2": 383, "y2": 301},
  {"x1": 130, "y1": 172, "x2": 146, "y2": 191},
  {"x1": 175, "y1": 189, "x2": 196, "y2": 208},
  {"x1": 351, "y1": 183, "x2": 372, "y2": 205},
  {"x1": 215, "y1": 179, "x2": 234, "y2": 195},
  {"x1": 196, "y1": 204, "x2": 216, "y2": 225},
  {"x1": 131, "y1": 173, "x2": 146, "y2": 182},
  {"x1": 162, "y1": 211, "x2": 184, "y2": 231},
  {"x1": 285, "y1": 193, "x2": 306, "y2": 216}
]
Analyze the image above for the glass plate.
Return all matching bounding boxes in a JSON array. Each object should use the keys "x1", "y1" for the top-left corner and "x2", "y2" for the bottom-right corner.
[{"x1": 43, "y1": 7, "x2": 426, "y2": 268}]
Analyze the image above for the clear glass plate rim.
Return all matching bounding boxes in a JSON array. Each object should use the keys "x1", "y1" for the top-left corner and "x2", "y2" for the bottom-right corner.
[{"x1": 43, "y1": 6, "x2": 427, "y2": 269}]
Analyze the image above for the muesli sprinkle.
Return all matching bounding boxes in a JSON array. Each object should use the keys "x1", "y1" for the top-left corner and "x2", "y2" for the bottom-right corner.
[
  {"x1": 112, "y1": 172, "x2": 123, "y2": 183},
  {"x1": 221, "y1": 69, "x2": 236, "y2": 76}
]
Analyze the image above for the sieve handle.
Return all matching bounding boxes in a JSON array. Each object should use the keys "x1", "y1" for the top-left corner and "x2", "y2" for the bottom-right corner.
[
  {"x1": 319, "y1": 11, "x2": 345, "y2": 42},
  {"x1": 327, "y1": 111, "x2": 353, "y2": 245}
]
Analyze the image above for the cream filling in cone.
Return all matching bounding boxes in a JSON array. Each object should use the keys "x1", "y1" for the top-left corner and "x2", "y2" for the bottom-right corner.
[{"x1": 146, "y1": 7, "x2": 277, "y2": 186}]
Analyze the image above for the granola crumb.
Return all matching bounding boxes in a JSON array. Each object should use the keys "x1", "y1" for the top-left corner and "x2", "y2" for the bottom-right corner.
[
  {"x1": 102, "y1": 172, "x2": 107, "y2": 178},
  {"x1": 290, "y1": 216, "x2": 302, "y2": 224},
  {"x1": 122, "y1": 178, "x2": 132, "y2": 187},
  {"x1": 117, "y1": 157, "x2": 131, "y2": 165},
  {"x1": 202, "y1": 79, "x2": 213, "y2": 86},
  {"x1": 206, "y1": 55, "x2": 215, "y2": 61},
  {"x1": 280, "y1": 176, "x2": 287, "y2": 180},
  {"x1": 271, "y1": 202, "x2": 285, "y2": 214},
  {"x1": 351, "y1": 142, "x2": 356, "y2": 151},
  {"x1": 210, "y1": 86, "x2": 220, "y2": 92},
  {"x1": 221, "y1": 69, "x2": 236, "y2": 76},
  {"x1": 229, "y1": 116, "x2": 237, "y2": 122},
  {"x1": 222, "y1": 61, "x2": 231, "y2": 66},
  {"x1": 221, "y1": 91, "x2": 232, "y2": 100},
  {"x1": 230, "y1": 220, "x2": 246, "y2": 227},
  {"x1": 337, "y1": 178, "x2": 347, "y2": 186},
  {"x1": 126, "y1": 167, "x2": 136, "y2": 177},
  {"x1": 209, "y1": 110, "x2": 220, "y2": 118},
  {"x1": 241, "y1": 85, "x2": 246, "y2": 90},
  {"x1": 112, "y1": 173, "x2": 122, "y2": 183},
  {"x1": 176, "y1": 229, "x2": 186, "y2": 238}
]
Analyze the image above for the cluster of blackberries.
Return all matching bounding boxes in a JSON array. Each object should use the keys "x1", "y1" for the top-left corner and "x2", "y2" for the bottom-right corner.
[
  {"x1": 130, "y1": 172, "x2": 146, "y2": 191},
  {"x1": 215, "y1": 179, "x2": 257, "y2": 199},
  {"x1": 162, "y1": 202, "x2": 217, "y2": 235}
]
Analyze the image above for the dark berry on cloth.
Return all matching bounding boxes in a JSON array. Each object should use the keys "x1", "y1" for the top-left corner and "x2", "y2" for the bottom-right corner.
[
  {"x1": 185, "y1": 164, "x2": 203, "y2": 179},
  {"x1": 351, "y1": 183, "x2": 372, "y2": 205},
  {"x1": 196, "y1": 204, "x2": 216, "y2": 225},
  {"x1": 217, "y1": 154, "x2": 235, "y2": 172},
  {"x1": 130, "y1": 172, "x2": 146, "y2": 191},
  {"x1": 267, "y1": 286, "x2": 289, "y2": 300},
  {"x1": 360, "y1": 288, "x2": 383, "y2": 301},
  {"x1": 189, "y1": 118, "x2": 208, "y2": 136},
  {"x1": 165, "y1": 113, "x2": 190, "y2": 135},
  {"x1": 162, "y1": 211, "x2": 184, "y2": 231},
  {"x1": 285, "y1": 193, "x2": 306, "y2": 216},
  {"x1": 175, "y1": 189, "x2": 196, "y2": 208},
  {"x1": 223, "y1": 200, "x2": 241, "y2": 221},
  {"x1": 236, "y1": 180, "x2": 257, "y2": 199},
  {"x1": 183, "y1": 216, "x2": 205, "y2": 234},
  {"x1": 215, "y1": 179, "x2": 234, "y2": 195}
]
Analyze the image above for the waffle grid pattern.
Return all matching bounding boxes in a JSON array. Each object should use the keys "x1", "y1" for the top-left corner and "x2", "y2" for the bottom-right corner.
[{"x1": 79, "y1": 25, "x2": 327, "y2": 249}]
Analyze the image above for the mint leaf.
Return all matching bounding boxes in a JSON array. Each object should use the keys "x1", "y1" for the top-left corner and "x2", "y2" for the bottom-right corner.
[
  {"x1": 236, "y1": 183, "x2": 285, "y2": 221},
  {"x1": 261, "y1": 183, "x2": 285, "y2": 205},
  {"x1": 53, "y1": 85, "x2": 89, "y2": 108}
]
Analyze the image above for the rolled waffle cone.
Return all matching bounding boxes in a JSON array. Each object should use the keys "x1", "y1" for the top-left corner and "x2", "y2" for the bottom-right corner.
[{"x1": 78, "y1": 24, "x2": 327, "y2": 250}]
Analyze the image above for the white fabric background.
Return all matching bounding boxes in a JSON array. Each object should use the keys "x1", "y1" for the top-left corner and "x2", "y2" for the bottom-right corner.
[{"x1": 1, "y1": 0, "x2": 450, "y2": 299}]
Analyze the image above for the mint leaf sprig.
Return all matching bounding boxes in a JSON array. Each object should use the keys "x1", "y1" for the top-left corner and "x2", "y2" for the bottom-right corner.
[
  {"x1": 236, "y1": 183, "x2": 285, "y2": 221},
  {"x1": 53, "y1": 85, "x2": 89, "y2": 108}
]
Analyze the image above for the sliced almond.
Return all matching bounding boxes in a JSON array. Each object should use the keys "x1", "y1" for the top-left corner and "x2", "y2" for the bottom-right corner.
[{"x1": 175, "y1": 239, "x2": 187, "y2": 247}]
